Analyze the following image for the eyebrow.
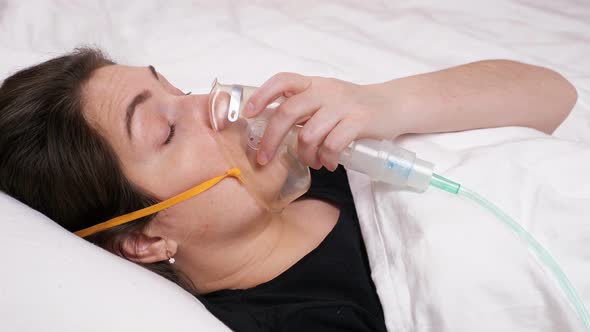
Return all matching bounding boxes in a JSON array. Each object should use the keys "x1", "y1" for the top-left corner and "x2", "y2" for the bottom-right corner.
[{"x1": 125, "y1": 66, "x2": 160, "y2": 140}]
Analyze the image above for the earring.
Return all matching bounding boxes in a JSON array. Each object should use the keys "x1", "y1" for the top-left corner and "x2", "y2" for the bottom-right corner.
[{"x1": 166, "y1": 248, "x2": 175, "y2": 264}]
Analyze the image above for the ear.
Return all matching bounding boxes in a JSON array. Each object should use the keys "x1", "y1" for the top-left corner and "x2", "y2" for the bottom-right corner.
[{"x1": 121, "y1": 233, "x2": 178, "y2": 264}]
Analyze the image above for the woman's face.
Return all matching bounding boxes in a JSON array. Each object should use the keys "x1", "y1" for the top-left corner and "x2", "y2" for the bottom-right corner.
[{"x1": 81, "y1": 65, "x2": 287, "y2": 246}]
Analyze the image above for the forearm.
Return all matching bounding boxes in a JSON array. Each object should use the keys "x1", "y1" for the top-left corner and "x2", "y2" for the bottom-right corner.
[{"x1": 386, "y1": 60, "x2": 577, "y2": 136}]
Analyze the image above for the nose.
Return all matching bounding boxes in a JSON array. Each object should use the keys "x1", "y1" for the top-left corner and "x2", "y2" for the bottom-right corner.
[{"x1": 178, "y1": 93, "x2": 211, "y2": 129}]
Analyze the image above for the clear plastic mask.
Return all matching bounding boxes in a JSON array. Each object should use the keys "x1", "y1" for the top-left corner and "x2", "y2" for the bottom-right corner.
[{"x1": 208, "y1": 79, "x2": 311, "y2": 211}]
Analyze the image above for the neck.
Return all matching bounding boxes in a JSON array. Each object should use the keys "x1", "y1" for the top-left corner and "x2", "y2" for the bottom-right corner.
[{"x1": 176, "y1": 201, "x2": 309, "y2": 294}]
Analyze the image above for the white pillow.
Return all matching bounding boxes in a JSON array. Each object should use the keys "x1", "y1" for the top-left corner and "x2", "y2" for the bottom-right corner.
[{"x1": 0, "y1": 192, "x2": 230, "y2": 332}]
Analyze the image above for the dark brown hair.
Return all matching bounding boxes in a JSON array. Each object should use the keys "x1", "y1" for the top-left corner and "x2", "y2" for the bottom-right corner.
[{"x1": 0, "y1": 48, "x2": 193, "y2": 292}]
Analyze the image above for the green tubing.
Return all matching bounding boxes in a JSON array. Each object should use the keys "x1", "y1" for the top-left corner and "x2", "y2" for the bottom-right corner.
[
  {"x1": 430, "y1": 173, "x2": 461, "y2": 194},
  {"x1": 429, "y1": 174, "x2": 590, "y2": 331}
]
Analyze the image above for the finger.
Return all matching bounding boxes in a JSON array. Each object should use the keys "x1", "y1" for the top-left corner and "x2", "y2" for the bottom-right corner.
[
  {"x1": 318, "y1": 119, "x2": 361, "y2": 171},
  {"x1": 257, "y1": 89, "x2": 320, "y2": 165},
  {"x1": 297, "y1": 108, "x2": 341, "y2": 169},
  {"x1": 244, "y1": 72, "x2": 311, "y2": 118}
]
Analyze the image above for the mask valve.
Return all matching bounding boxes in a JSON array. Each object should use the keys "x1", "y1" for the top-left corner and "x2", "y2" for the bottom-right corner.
[{"x1": 228, "y1": 85, "x2": 242, "y2": 122}]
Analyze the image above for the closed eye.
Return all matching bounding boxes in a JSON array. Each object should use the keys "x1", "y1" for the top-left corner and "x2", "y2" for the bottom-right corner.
[{"x1": 164, "y1": 123, "x2": 176, "y2": 145}]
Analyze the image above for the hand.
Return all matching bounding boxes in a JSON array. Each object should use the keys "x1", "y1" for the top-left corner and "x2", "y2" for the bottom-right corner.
[{"x1": 243, "y1": 73, "x2": 408, "y2": 171}]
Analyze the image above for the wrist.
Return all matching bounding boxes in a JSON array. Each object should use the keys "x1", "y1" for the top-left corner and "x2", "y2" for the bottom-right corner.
[{"x1": 376, "y1": 78, "x2": 420, "y2": 137}]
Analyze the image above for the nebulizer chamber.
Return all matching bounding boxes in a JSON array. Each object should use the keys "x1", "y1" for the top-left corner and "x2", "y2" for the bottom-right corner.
[
  {"x1": 208, "y1": 80, "x2": 590, "y2": 330},
  {"x1": 339, "y1": 139, "x2": 434, "y2": 192}
]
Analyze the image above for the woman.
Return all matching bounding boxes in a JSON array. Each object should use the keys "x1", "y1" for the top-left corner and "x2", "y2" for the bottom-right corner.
[{"x1": 0, "y1": 48, "x2": 576, "y2": 331}]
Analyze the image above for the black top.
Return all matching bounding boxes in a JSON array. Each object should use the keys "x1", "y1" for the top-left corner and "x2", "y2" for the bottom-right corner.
[{"x1": 201, "y1": 166, "x2": 387, "y2": 332}]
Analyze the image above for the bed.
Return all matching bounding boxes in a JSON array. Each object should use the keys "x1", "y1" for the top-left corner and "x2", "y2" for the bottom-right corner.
[{"x1": 1, "y1": 1, "x2": 589, "y2": 331}]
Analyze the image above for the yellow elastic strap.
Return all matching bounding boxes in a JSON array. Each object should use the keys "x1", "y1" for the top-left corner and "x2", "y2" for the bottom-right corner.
[{"x1": 75, "y1": 168, "x2": 242, "y2": 238}]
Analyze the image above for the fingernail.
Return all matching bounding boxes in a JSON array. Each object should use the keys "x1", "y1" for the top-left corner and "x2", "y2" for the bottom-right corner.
[
  {"x1": 258, "y1": 151, "x2": 268, "y2": 165},
  {"x1": 244, "y1": 102, "x2": 255, "y2": 117}
]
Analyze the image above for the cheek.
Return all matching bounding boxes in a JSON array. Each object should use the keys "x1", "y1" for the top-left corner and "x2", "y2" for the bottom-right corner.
[
  {"x1": 156, "y1": 175, "x2": 265, "y2": 241},
  {"x1": 157, "y1": 133, "x2": 232, "y2": 199}
]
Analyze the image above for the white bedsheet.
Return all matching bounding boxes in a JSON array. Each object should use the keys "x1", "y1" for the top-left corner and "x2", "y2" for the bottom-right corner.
[{"x1": 1, "y1": 1, "x2": 589, "y2": 331}]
